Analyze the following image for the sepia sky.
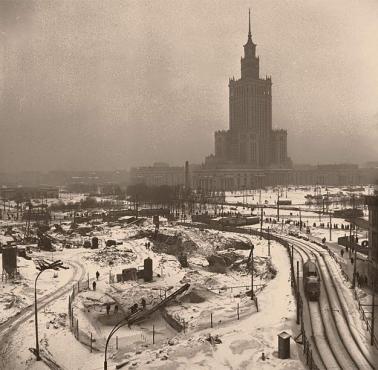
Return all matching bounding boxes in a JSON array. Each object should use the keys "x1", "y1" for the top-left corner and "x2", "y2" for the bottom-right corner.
[{"x1": 1, "y1": 0, "x2": 378, "y2": 172}]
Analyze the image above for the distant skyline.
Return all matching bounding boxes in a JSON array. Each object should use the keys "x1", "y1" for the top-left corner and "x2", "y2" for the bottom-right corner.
[{"x1": 1, "y1": 0, "x2": 378, "y2": 172}]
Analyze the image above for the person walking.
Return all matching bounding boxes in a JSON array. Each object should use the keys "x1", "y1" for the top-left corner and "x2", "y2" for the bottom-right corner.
[
  {"x1": 96, "y1": 271, "x2": 100, "y2": 281},
  {"x1": 130, "y1": 303, "x2": 138, "y2": 314},
  {"x1": 141, "y1": 298, "x2": 146, "y2": 310},
  {"x1": 92, "y1": 281, "x2": 96, "y2": 291}
]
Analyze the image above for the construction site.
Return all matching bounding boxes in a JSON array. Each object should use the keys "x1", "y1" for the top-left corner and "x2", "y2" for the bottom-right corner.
[{"x1": 1, "y1": 183, "x2": 377, "y2": 370}]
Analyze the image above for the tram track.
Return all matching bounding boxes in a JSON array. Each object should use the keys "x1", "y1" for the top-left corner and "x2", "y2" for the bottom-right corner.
[
  {"x1": 289, "y1": 243, "x2": 335, "y2": 370},
  {"x1": 283, "y1": 235, "x2": 376, "y2": 370},
  {"x1": 292, "y1": 242, "x2": 347, "y2": 369}
]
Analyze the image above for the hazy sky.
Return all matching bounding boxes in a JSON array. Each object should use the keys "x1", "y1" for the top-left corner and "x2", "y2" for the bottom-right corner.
[{"x1": 1, "y1": 0, "x2": 378, "y2": 172}]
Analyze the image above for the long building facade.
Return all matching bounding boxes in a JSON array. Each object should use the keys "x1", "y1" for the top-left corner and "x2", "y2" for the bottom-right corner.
[{"x1": 205, "y1": 11, "x2": 291, "y2": 169}]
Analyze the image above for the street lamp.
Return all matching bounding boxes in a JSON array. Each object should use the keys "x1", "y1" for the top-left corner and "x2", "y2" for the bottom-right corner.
[
  {"x1": 104, "y1": 315, "x2": 132, "y2": 370},
  {"x1": 32, "y1": 259, "x2": 68, "y2": 361}
]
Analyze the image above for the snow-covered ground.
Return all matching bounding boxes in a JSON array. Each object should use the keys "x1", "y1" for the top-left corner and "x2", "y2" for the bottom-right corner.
[
  {"x1": 0, "y1": 252, "x2": 76, "y2": 326},
  {"x1": 0, "y1": 220, "x2": 305, "y2": 370},
  {"x1": 225, "y1": 185, "x2": 372, "y2": 208},
  {"x1": 108, "y1": 232, "x2": 305, "y2": 370}
]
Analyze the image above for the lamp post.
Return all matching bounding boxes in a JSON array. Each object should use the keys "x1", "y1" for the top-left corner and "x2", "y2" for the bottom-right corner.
[
  {"x1": 104, "y1": 315, "x2": 132, "y2": 370},
  {"x1": 33, "y1": 259, "x2": 68, "y2": 361}
]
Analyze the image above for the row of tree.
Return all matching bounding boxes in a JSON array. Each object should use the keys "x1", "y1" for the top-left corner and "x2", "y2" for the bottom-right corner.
[
  {"x1": 126, "y1": 184, "x2": 184, "y2": 208},
  {"x1": 48, "y1": 197, "x2": 116, "y2": 211}
]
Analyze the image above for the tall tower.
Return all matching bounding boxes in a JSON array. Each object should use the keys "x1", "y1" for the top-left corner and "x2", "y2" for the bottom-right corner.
[
  {"x1": 206, "y1": 9, "x2": 290, "y2": 170},
  {"x1": 228, "y1": 10, "x2": 272, "y2": 167},
  {"x1": 241, "y1": 9, "x2": 259, "y2": 79}
]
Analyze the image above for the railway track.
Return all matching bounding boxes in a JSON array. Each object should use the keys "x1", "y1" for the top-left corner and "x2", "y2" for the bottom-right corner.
[
  {"x1": 289, "y1": 244, "x2": 335, "y2": 370},
  {"x1": 0, "y1": 259, "x2": 86, "y2": 368},
  {"x1": 282, "y1": 235, "x2": 377, "y2": 370}
]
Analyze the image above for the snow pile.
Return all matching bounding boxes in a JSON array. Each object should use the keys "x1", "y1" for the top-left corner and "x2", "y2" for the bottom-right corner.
[
  {"x1": 45, "y1": 312, "x2": 68, "y2": 330},
  {"x1": 83, "y1": 244, "x2": 137, "y2": 267},
  {"x1": 0, "y1": 291, "x2": 30, "y2": 324}
]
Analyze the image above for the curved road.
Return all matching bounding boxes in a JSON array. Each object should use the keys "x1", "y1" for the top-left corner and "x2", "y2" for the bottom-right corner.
[{"x1": 0, "y1": 258, "x2": 86, "y2": 368}]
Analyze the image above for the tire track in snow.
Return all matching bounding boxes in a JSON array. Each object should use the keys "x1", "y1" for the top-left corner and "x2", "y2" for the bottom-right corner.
[{"x1": 0, "y1": 259, "x2": 86, "y2": 368}]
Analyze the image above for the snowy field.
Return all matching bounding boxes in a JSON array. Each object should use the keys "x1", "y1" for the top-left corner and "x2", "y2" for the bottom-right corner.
[
  {"x1": 0, "y1": 185, "x2": 374, "y2": 370},
  {"x1": 0, "y1": 219, "x2": 305, "y2": 370},
  {"x1": 225, "y1": 185, "x2": 372, "y2": 208}
]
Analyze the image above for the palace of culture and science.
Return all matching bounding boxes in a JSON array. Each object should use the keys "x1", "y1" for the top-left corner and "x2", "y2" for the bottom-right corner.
[
  {"x1": 130, "y1": 12, "x2": 367, "y2": 190},
  {"x1": 205, "y1": 10, "x2": 291, "y2": 169}
]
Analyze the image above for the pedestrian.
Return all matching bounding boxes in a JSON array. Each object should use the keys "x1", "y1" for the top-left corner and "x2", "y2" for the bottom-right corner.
[
  {"x1": 341, "y1": 249, "x2": 344, "y2": 258},
  {"x1": 96, "y1": 271, "x2": 100, "y2": 281},
  {"x1": 114, "y1": 304, "x2": 118, "y2": 313},
  {"x1": 92, "y1": 281, "x2": 96, "y2": 291},
  {"x1": 106, "y1": 302, "x2": 110, "y2": 315},
  {"x1": 130, "y1": 303, "x2": 138, "y2": 314},
  {"x1": 141, "y1": 297, "x2": 146, "y2": 310}
]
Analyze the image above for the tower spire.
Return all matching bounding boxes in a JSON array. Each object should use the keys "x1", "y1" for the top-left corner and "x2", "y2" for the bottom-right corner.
[{"x1": 248, "y1": 8, "x2": 252, "y2": 40}]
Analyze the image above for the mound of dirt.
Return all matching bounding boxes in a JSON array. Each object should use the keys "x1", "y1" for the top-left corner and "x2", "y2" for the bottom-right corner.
[
  {"x1": 152, "y1": 234, "x2": 198, "y2": 257},
  {"x1": 180, "y1": 270, "x2": 201, "y2": 284},
  {"x1": 206, "y1": 250, "x2": 243, "y2": 273},
  {"x1": 181, "y1": 289, "x2": 206, "y2": 303},
  {"x1": 225, "y1": 240, "x2": 251, "y2": 250},
  {"x1": 83, "y1": 246, "x2": 136, "y2": 267},
  {"x1": 179, "y1": 285, "x2": 215, "y2": 303}
]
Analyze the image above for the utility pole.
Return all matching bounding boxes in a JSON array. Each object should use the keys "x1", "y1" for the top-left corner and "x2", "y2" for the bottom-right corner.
[
  {"x1": 349, "y1": 217, "x2": 353, "y2": 258},
  {"x1": 259, "y1": 187, "x2": 262, "y2": 204},
  {"x1": 260, "y1": 207, "x2": 263, "y2": 239},
  {"x1": 249, "y1": 243, "x2": 255, "y2": 300},
  {"x1": 327, "y1": 191, "x2": 330, "y2": 213},
  {"x1": 296, "y1": 260, "x2": 300, "y2": 324},
  {"x1": 299, "y1": 208, "x2": 302, "y2": 232},
  {"x1": 277, "y1": 189, "x2": 280, "y2": 221},
  {"x1": 268, "y1": 226, "x2": 271, "y2": 257},
  {"x1": 352, "y1": 244, "x2": 357, "y2": 288},
  {"x1": 329, "y1": 212, "x2": 332, "y2": 241},
  {"x1": 372, "y1": 269, "x2": 376, "y2": 346}
]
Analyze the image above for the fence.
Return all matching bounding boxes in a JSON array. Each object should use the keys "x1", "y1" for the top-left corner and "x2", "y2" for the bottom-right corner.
[
  {"x1": 327, "y1": 248, "x2": 378, "y2": 348},
  {"x1": 179, "y1": 222, "x2": 321, "y2": 369},
  {"x1": 68, "y1": 276, "x2": 103, "y2": 351},
  {"x1": 68, "y1": 277, "x2": 261, "y2": 356},
  {"x1": 66, "y1": 223, "x2": 315, "y2": 363}
]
